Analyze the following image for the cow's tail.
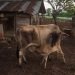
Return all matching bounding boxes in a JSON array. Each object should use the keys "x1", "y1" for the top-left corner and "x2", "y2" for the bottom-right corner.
[{"x1": 51, "y1": 32, "x2": 60, "y2": 47}]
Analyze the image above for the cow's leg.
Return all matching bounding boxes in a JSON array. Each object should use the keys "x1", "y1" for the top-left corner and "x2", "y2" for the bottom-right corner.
[
  {"x1": 57, "y1": 50, "x2": 66, "y2": 63},
  {"x1": 60, "y1": 50, "x2": 66, "y2": 63},
  {"x1": 44, "y1": 55, "x2": 48, "y2": 69},
  {"x1": 19, "y1": 48, "x2": 27, "y2": 65},
  {"x1": 16, "y1": 45, "x2": 19, "y2": 58},
  {"x1": 19, "y1": 49, "x2": 23, "y2": 66},
  {"x1": 22, "y1": 51, "x2": 27, "y2": 64},
  {"x1": 41, "y1": 55, "x2": 48, "y2": 69}
]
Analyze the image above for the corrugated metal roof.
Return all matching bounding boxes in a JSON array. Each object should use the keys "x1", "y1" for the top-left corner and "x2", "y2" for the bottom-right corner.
[
  {"x1": 0, "y1": 0, "x2": 23, "y2": 1},
  {"x1": 0, "y1": 0, "x2": 46, "y2": 15},
  {"x1": 2, "y1": 1, "x2": 22, "y2": 11},
  {"x1": 19, "y1": 1, "x2": 31, "y2": 12},
  {"x1": 0, "y1": 2, "x2": 9, "y2": 10},
  {"x1": 0, "y1": 2, "x2": 6, "y2": 7},
  {"x1": 32, "y1": 1, "x2": 42, "y2": 15}
]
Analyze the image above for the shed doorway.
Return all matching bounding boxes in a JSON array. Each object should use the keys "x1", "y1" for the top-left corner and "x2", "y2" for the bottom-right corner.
[
  {"x1": 4, "y1": 16, "x2": 14, "y2": 32},
  {"x1": 3, "y1": 15, "x2": 15, "y2": 38}
]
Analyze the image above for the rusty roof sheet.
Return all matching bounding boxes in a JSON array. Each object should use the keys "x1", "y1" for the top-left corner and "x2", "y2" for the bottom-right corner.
[
  {"x1": 32, "y1": 1, "x2": 42, "y2": 15},
  {"x1": 19, "y1": 1, "x2": 31, "y2": 12},
  {"x1": 0, "y1": 2, "x2": 10, "y2": 10},
  {"x1": 0, "y1": 1, "x2": 46, "y2": 15}
]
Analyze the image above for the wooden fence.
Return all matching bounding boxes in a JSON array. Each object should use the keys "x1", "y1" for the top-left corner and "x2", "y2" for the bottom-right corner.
[{"x1": 40, "y1": 18, "x2": 72, "y2": 30}]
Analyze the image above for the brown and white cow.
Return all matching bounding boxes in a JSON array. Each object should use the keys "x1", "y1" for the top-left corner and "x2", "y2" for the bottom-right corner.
[{"x1": 16, "y1": 24, "x2": 66, "y2": 69}]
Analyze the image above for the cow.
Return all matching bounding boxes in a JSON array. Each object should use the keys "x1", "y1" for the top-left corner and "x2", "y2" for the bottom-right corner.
[{"x1": 16, "y1": 24, "x2": 66, "y2": 69}]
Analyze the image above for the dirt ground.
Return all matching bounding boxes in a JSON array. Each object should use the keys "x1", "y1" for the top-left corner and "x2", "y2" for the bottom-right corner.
[{"x1": 0, "y1": 37, "x2": 75, "y2": 75}]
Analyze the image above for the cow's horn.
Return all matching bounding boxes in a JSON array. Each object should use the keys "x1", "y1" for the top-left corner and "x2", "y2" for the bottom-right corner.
[{"x1": 25, "y1": 43, "x2": 39, "y2": 49}]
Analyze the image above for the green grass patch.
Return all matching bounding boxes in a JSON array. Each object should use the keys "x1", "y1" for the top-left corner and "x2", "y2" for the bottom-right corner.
[{"x1": 44, "y1": 16, "x2": 72, "y2": 21}]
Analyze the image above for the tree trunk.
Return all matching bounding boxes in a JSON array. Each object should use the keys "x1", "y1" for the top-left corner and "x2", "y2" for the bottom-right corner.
[
  {"x1": 52, "y1": 13, "x2": 57, "y2": 25},
  {"x1": 52, "y1": 10, "x2": 58, "y2": 25},
  {"x1": 52, "y1": 15, "x2": 57, "y2": 24}
]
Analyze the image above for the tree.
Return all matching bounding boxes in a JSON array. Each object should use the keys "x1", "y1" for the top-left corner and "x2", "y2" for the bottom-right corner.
[
  {"x1": 46, "y1": 8, "x2": 51, "y2": 16},
  {"x1": 47, "y1": 0, "x2": 75, "y2": 24},
  {"x1": 64, "y1": 1, "x2": 75, "y2": 14}
]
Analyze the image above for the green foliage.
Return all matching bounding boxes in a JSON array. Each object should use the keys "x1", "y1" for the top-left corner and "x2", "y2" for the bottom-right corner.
[
  {"x1": 46, "y1": 8, "x2": 51, "y2": 16},
  {"x1": 58, "y1": 11, "x2": 74, "y2": 17},
  {"x1": 47, "y1": 0, "x2": 75, "y2": 13},
  {"x1": 47, "y1": 0, "x2": 75, "y2": 23},
  {"x1": 44, "y1": 15, "x2": 72, "y2": 21},
  {"x1": 64, "y1": 0, "x2": 75, "y2": 14}
]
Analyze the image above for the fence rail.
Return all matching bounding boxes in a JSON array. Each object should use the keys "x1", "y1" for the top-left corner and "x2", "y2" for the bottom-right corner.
[{"x1": 40, "y1": 18, "x2": 72, "y2": 30}]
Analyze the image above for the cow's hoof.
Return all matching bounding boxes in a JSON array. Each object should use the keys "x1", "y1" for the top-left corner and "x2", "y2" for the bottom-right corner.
[
  {"x1": 61, "y1": 61, "x2": 66, "y2": 65},
  {"x1": 49, "y1": 58, "x2": 52, "y2": 61},
  {"x1": 17, "y1": 64, "x2": 22, "y2": 68},
  {"x1": 63, "y1": 61, "x2": 66, "y2": 64},
  {"x1": 24, "y1": 60, "x2": 27, "y2": 64}
]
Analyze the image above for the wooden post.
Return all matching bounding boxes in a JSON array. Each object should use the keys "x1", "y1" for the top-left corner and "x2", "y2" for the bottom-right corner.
[
  {"x1": 14, "y1": 14, "x2": 16, "y2": 37},
  {"x1": 30, "y1": 15, "x2": 31, "y2": 25},
  {"x1": 0, "y1": 24, "x2": 4, "y2": 40},
  {"x1": 72, "y1": 16, "x2": 75, "y2": 37},
  {"x1": 0, "y1": 13, "x2": 5, "y2": 40}
]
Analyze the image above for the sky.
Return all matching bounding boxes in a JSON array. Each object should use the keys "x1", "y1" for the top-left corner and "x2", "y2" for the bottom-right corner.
[
  {"x1": 44, "y1": 0, "x2": 52, "y2": 9},
  {"x1": 44, "y1": 0, "x2": 75, "y2": 10}
]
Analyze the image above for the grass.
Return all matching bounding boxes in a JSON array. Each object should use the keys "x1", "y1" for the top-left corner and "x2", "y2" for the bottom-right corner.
[
  {"x1": 44, "y1": 16, "x2": 72, "y2": 21},
  {"x1": 57, "y1": 17, "x2": 72, "y2": 21}
]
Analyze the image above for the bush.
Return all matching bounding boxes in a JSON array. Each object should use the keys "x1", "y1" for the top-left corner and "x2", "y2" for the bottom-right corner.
[{"x1": 58, "y1": 12, "x2": 73, "y2": 17}]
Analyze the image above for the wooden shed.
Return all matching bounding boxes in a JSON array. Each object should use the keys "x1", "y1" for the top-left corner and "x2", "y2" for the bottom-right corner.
[{"x1": 0, "y1": 0, "x2": 46, "y2": 39}]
